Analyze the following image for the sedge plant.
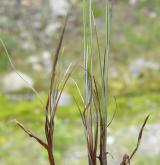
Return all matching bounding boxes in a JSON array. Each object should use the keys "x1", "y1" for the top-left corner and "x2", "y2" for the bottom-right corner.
[
  {"x1": 76, "y1": 0, "x2": 150, "y2": 165},
  {"x1": 74, "y1": 0, "x2": 111, "y2": 164},
  {"x1": 0, "y1": 0, "x2": 150, "y2": 164},
  {"x1": 1, "y1": 15, "x2": 71, "y2": 165}
]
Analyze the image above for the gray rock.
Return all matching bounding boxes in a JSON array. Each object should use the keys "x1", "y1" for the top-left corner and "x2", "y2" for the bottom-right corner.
[
  {"x1": 2, "y1": 71, "x2": 34, "y2": 92},
  {"x1": 42, "y1": 51, "x2": 52, "y2": 72},
  {"x1": 32, "y1": 63, "x2": 43, "y2": 72},
  {"x1": 50, "y1": 0, "x2": 70, "y2": 17},
  {"x1": 32, "y1": 21, "x2": 42, "y2": 30},
  {"x1": 149, "y1": 11, "x2": 157, "y2": 19},
  {"x1": 107, "y1": 136, "x2": 115, "y2": 145},
  {"x1": 130, "y1": 58, "x2": 160, "y2": 78},
  {"x1": 58, "y1": 92, "x2": 72, "y2": 106},
  {"x1": 27, "y1": 56, "x2": 39, "y2": 64},
  {"x1": 129, "y1": 0, "x2": 137, "y2": 6},
  {"x1": 27, "y1": 56, "x2": 43, "y2": 71},
  {"x1": 45, "y1": 22, "x2": 61, "y2": 35}
]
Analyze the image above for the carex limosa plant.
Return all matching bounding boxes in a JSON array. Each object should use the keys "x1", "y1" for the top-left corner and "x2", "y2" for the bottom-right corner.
[
  {"x1": 14, "y1": 15, "x2": 71, "y2": 165},
  {"x1": 76, "y1": 0, "x2": 150, "y2": 165},
  {"x1": 78, "y1": 0, "x2": 111, "y2": 164},
  {"x1": 0, "y1": 0, "x2": 150, "y2": 164}
]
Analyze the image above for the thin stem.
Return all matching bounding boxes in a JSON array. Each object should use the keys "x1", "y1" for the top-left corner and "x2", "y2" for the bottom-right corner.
[{"x1": 47, "y1": 148, "x2": 55, "y2": 165}]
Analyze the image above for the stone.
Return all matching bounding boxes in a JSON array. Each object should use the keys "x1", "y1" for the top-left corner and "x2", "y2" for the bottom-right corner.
[
  {"x1": 50, "y1": 0, "x2": 70, "y2": 17},
  {"x1": 42, "y1": 51, "x2": 52, "y2": 72},
  {"x1": 32, "y1": 64, "x2": 43, "y2": 72},
  {"x1": 149, "y1": 12, "x2": 157, "y2": 19},
  {"x1": 129, "y1": 0, "x2": 137, "y2": 6},
  {"x1": 32, "y1": 21, "x2": 42, "y2": 30},
  {"x1": 2, "y1": 71, "x2": 34, "y2": 92},
  {"x1": 21, "y1": 41, "x2": 36, "y2": 51},
  {"x1": 58, "y1": 92, "x2": 72, "y2": 106},
  {"x1": 27, "y1": 56, "x2": 39, "y2": 64},
  {"x1": 45, "y1": 22, "x2": 61, "y2": 35},
  {"x1": 107, "y1": 136, "x2": 115, "y2": 145},
  {"x1": 130, "y1": 58, "x2": 160, "y2": 78}
]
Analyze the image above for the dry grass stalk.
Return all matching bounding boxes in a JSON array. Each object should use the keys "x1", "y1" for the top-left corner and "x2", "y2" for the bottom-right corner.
[
  {"x1": 15, "y1": 14, "x2": 69, "y2": 165},
  {"x1": 120, "y1": 115, "x2": 150, "y2": 165}
]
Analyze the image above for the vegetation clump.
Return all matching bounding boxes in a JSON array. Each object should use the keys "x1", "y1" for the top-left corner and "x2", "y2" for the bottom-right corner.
[{"x1": 0, "y1": 0, "x2": 152, "y2": 165}]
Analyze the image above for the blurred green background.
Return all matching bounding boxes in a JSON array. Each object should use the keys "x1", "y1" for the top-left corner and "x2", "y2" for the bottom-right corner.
[{"x1": 0, "y1": 0, "x2": 160, "y2": 164}]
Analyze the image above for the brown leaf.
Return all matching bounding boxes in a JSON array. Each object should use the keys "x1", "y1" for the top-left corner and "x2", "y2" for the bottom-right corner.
[
  {"x1": 129, "y1": 115, "x2": 150, "y2": 161},
  {"x1": 16, "y1": 120, "x2": 48, "y2": 150},
  {"x1": 120, "y1": 115, "x2": 150, "y2": 165}
]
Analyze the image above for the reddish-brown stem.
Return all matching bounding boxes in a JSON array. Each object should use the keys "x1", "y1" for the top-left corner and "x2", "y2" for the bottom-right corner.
[
  {"x1": 99, "y1": 123, "x2": 107, "y2": 165},
  {"x1": 47, "y1": 148, "x2": 55, "y2": 165}
]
